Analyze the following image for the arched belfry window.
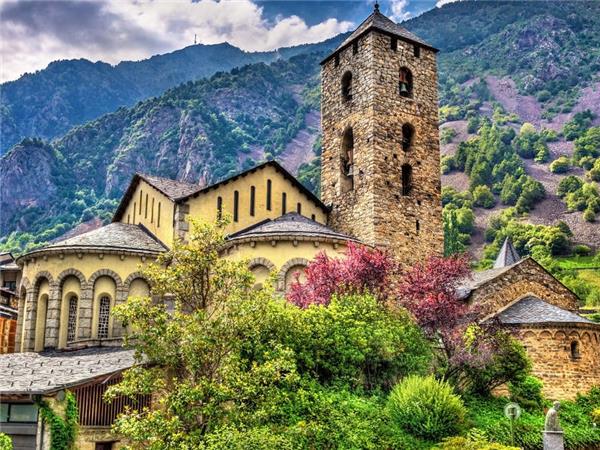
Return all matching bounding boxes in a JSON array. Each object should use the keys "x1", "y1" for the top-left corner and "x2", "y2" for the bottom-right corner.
[
  {"x1": 399, "y1": 68, "x2": 413, "y2": 98},
  {"x1": 341, "y1": 71, "x2": 353, "y2": 102},
  {"x1": 402, "y1": 124, "x2": 415, "y2": 151},
  {"x1": 67, "y1": 295, "x2": 78, "y2": 342},
  {"x1": 401, "y1": 164, "x2": 412, "y2": 196},
  {"x1": 341, "y1": 127, "x2": 354, "y2": 192},
  {"x1": 98, "y1": 296, "x2": 110, "y2": 339},
  {"x1": 570, "y1": 341, "x2": 581, "y2": 359}
]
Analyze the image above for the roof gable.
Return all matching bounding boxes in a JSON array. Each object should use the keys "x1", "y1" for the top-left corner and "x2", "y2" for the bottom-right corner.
[
  {"x1": 493, "y1": 237, "x2": 521, "y2": 268},
  {"x1": 495, "y1": 296, "x2": 595, "y2": 326}
]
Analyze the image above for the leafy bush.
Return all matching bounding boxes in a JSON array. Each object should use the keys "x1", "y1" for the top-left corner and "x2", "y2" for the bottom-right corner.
[
  {"x1": 573, "y1": 127, "x2": 600, "y2": 165},
  {"x1": 388, "y1": 375, "x2": 467, "y2": 440},
  {"x1": 557, "y1": 175, "x2": 583, "y2": 197},
  {"x1": 442, "y1": 127, "x2": 458, "y2": 144},
  {"x1": 508, "y1": 376, "x2": 544, "y2": 410},
  {"x1": 0, "y1": 434, "x2": 12, "y2": 450},
  {"x1": 436, "y1": 429, "x2": 519, "y2": 450},
  {"x1": 549, "y1": 156, "x2": 570, "y2": 173},
  {"x1": 573, "y1": 244, "x2": 592, "y2": 256},
  {"x1": 473, "y1": 185, "x2": 496, "y2": 208},
  {"x1": 563, "y1": 110, "x2": 595, "y2": 141}
]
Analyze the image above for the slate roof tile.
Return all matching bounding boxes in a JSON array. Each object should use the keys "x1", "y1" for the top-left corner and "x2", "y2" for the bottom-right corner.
[
  {"x1": 0, "y1": 347, "x2": 136, "y2": 395},
  {"x1": 496, "y1": 296, "x2": 595, "y2": 325}
]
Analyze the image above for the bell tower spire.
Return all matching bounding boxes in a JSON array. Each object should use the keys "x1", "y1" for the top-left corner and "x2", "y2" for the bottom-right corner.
[{"x1": 319, "y1": 8, "x2": 443, "y2": 267}]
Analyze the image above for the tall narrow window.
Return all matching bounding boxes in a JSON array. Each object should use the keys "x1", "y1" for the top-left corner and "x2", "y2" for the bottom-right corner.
[
  {"x1": 297, "y1": 203, "x2": 302, "y2": 214},
  {"x1": 570, "y1": 341, "x2": 580, "y2": 359},
  {"x1": 399, "y1": 68, "x2": 413, "y2": 98},
  {"x1": 402, "y1": 164, "x2": 413, "y2": 196},
  {"x1": 413, "y1": 45, "x2": 421, "y2": 58},
  {"x1": 145, "y1": 193, "x2": 149, "y2": 218},
  {"x1": 250, "y1": 186, "x2": 256, "y2": 216},
  {"x1": 139, "y1": 191, "x2": 143, "y2": 214},
  {"x1": 266, "y1": 180, "x2": 272, "y2": 211},
  {"x1": 157, "y1": 202, "x2": 161, "y2": 227},
  {"x1": 98, "y1": 296, "x2": 110, "y2": 339},
  {"x1": 67, "y1": 296, "x2": 78, "y2": 342},
  {"x1": 282, "y1": 193, "x2": 287, "y2": 214},
  {"x1": 402, "y1": 123, "x2": 415, "y2": 151},
  {"x1": 127, "y1": 214, "x2": 130, "y2": 224},
  {"x1": 133, "y1": 203, "x2": 136, "y2": 223},
  {"x1": 233, "y1": 191, "x2": 239, "y2": 222},
  {"x1": 341, "y1": 127, "x2": 354, "y2": 192},
  {"x1": 416, "y1": 220, "x2": 420, "y2": 234},
  {"x1": 311, "y1": 214, "x2": 316, "y2": 221},
  {"x1": 151, "y1": 198, "x2": 155, "y2": 223},
  {"x1": 217, "y1": 196, "x2": 223, "y2": 219},
  {"x1": 352, "y1": 41, "x2": 358, "y2": 55},
  {"x1": 391, "y1": 37, "x2": 398, "y2": 51},
  {"x1": 341, "y1": 71, "x2": 353, "y2": 102},
  {"x1": 334, "y1": 54, "x2": 340, "y2": 67}
]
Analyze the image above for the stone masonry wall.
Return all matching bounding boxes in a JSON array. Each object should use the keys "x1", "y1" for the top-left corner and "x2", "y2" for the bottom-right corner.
[
  {"x1": 321, "y1": 30, "x2": 443, "y2": 268},
  {"x1": 470, "y1": 258, "x2": 580, "y2": 319},
  {"x1": 514, "y1": 324, "x2": 600, "y2": 400}
]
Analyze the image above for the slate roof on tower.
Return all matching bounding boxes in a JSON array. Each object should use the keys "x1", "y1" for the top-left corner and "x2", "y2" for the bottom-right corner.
[
  {"x1": 493, "y1": 237, "x2": 521, "y2": 269},
  {"x1": 321, "y1": 4, "x2": 437, "y2": 65}
]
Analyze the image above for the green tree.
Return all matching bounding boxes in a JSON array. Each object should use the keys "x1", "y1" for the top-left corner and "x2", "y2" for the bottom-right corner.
[{"x1": 473, "y1": 185, "x2": 496, "y2": 208}]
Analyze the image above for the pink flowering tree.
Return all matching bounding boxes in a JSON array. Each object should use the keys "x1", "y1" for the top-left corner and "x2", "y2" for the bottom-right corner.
[{"x1": 286, "y1": 242, "x2": 398, "y2": 308}]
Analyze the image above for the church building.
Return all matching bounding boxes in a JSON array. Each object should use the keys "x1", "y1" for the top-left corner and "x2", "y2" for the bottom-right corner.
[{"x1": 1, "y1": 6, "x2": 598, "y2": 449}]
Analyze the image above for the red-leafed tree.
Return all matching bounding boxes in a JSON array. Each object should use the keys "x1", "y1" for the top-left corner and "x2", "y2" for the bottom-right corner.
[{"x1": 286, "y1": 242, "x2": 398, "y2": 308}]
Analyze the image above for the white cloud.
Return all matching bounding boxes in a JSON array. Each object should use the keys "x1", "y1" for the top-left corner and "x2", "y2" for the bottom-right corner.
[
  {"x1": 436, "y1": 0, "x2": 460, "y2": 8},
  {"x1": 0, "y1": 0, "x2": 353, "y2": 82},
  {"x1": 389, "y1": 0, "x2": 411, "y2": 22}
]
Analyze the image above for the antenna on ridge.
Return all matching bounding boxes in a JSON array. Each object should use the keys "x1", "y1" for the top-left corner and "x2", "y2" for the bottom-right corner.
[
  {"x1": 374, "y1": 1, "x2": 380, "y2": 12},
  {"x1": 194, "y1": 34, "x2": 197, "y2": 45}
]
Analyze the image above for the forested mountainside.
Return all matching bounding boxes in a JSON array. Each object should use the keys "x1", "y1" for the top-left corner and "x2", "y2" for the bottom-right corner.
[
  {"x1": 2, "y1": 0, "x2": 600, "y2": 285},
  {"x1": 0, "y1": 37, "x2": 346, "y2": 154}
]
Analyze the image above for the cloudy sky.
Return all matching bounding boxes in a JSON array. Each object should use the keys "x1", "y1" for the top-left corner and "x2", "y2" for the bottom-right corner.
[{"x1": 0, "y1": 0, "x2": 440, "y2": 83}]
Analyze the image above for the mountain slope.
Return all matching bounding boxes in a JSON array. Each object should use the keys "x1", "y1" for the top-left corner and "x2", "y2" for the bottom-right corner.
[
  {"x1": 0, "y1": 36, "x2": 346, "y2": 154},
  {"x1": 2, "y1": 0, "x2": 600, "y2": 254}
]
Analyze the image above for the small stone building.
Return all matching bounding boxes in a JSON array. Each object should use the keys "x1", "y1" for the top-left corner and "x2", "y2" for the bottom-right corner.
[{"x1": 459, "y1": 239, "x2": 600, "y2": 400}]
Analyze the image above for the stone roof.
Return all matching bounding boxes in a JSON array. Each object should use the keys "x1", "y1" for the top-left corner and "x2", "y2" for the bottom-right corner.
[
  {"x1": 496, "y1": 296, "x2": 595, "y2": 326},
  {"x1": 323, "y1": 5, "x2": 435, "y2": 64},
  {"x1": 139, "y1": 174, "x2": 200, "y2": 200},
  {"x1": 456, "y1": 264, "x2": 516, "y2": 299},
  {"x1": 494, "y1": 237, "x2": 521, "y2": 269},
  {"x1": 228, "y1": 213, "x2": 357, "y2": 243},
  {"x1": 0, "y1": 347, "x2": 136, "y2": 395},
  {"x1": 27, "y1": 223, "x2": 167, "y2": 256}
]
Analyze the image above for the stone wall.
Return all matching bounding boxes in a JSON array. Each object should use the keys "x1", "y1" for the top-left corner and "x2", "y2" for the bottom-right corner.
[
  {"x1": 470, "y1": 258, "x2": 580, "y2": 319},
  {"x1": 321, "y1": 28, "x2": 443, "y2": 267},
  {"x1": 511, "y1": 324, "x2": 600, "y2": 400}
]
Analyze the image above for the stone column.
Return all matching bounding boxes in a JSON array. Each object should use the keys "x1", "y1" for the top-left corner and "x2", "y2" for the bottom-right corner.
[
  {"x1": 543, "y1": 431, "x2": 564, "y2": 450},
  {"x1": 44, "y1": 282, "x2": 61, "y2": 348},
  {"x1": 112, "y1": 286, "x2": 128, "y2": 338},
  {"x1": 21, "y1": 291, "x2": 37, "y2": 352},
  {"x1": 78, "y1": 282, "x2": 93, "y2": 339},
  {"x1": 14, "y1": 296, "x2": 26, "y2": 352}
]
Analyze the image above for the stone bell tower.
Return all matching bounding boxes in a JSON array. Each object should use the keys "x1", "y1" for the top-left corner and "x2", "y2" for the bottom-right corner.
[{"x1": 320, "y1": 3, "x2": 443, "y2": 267}]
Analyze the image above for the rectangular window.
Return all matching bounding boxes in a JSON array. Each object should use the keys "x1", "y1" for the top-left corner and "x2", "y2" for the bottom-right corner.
[
  {"x1": 127, "y1": 214, "x2": 130, "y2": 224},
  {"x1": 139, "y1": 191, "x2": 143, "y2": 214},
  {"x1": 217, "y1": 196, "x2": 223, "y2": 219},
  {"x1": 414, "y1": 45, "x2": 421, "y2": 57},
  {"x1": 1, "y1": 404, "x2": 39, "y2": 423},
  {"x1": 311, "y1": 214, "x2": 316, "y2": 221},
  {"x1": 233, "y1": 191, "x2": 239, "y2": 222},
  {"x1": 352, "y1": 41, "x2": 358, "y2": 55},
  {"x1": 145, "y1": 194, "x2": 148, "y2": 219},
  {"x1": 133, "y1": 202, "x2": 136, "y2": 223},
  {"x1": 391, "y1": 37, "x2": 398, "y2": 51},
  {"x1": 334, "y1": 54, "x2": 339, "y2": 67},
  {"x1": 250, "y1": 186, "x2": 255, "y2": 216},
  {"x1": 157, "y1": 202, "x2": 161, "y2": 227},
  {"x1": 282, "y1": 193, "x2": 287, "y2": 214},
  {"x1": 416, "y1": 219, "x2": 420, "y2": 234},
  {"x1": 266, "y1": 180, "x2": 272, "y2": 211},
  {"x1": 151, "y1": 198, "x2": 155, "y2": 223},
  {"x1": 297, "y1": 203, "x2": 302, "y2": 214}
]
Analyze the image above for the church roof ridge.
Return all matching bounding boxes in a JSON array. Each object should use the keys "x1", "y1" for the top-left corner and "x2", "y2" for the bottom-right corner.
[{"x1": 495, "y1": 295, "x2": 596, "y2": 326}]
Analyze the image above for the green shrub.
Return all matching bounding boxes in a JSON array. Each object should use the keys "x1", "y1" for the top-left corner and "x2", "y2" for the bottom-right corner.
[
  {"x1": 0, "y1": 434, "x2": 12, "y2": 450},
  {"x1": 592, "y1": 408, "x2": 600, "y2": 425},
  {"x1": 388, "y1": 375, "x2": 466, "y2": 441},
  {"x1": 473, "y1": 185, "x2": 496, "y2": 209},
  {"x1": 508, "y1": 376, "x2": 544, "y2": 410},
  {"x1": 549, "y1": 156, "x2": 570, "y2": 173},
  {"x1": 557, "y1": 176, "x2": 583, "y2": 197},
  {"x1": 584, "y1": 208, "x2": 596, "y2": 222},
  {"x1": 435, "y1": 430, "x2": 519, "y2": 450},
  {"x1": 573, "y1": 244, "x2": 592, "y2": 256}
]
